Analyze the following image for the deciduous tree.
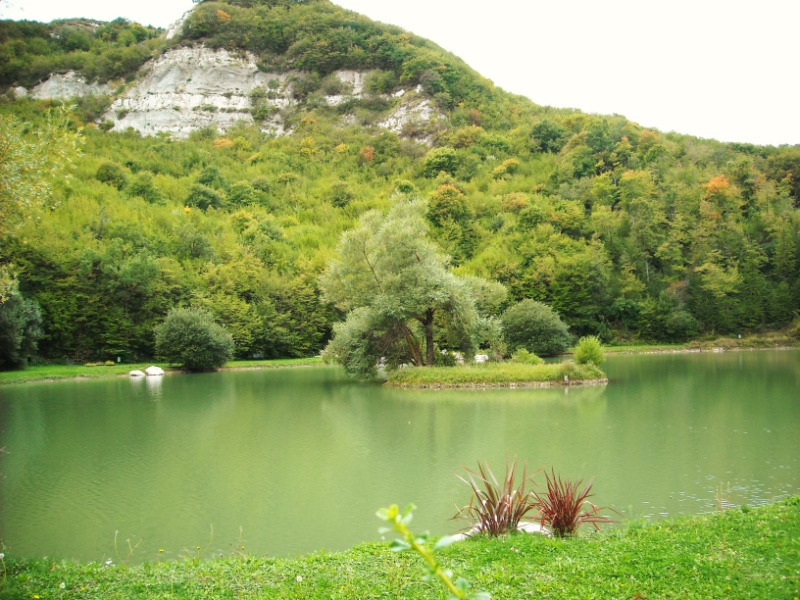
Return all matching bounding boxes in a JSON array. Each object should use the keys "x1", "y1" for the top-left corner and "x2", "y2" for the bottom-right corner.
[{"x1": 320, "y1": 200, "x2": 501, "y2": 378}]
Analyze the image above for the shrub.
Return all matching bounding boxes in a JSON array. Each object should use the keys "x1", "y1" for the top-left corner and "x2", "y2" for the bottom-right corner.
[
  {"x1": 531, "y1": 119, "x2": 567, "y2": 154},
  {"x1": 328, "y1": 181, "x2": 355, "y2": 208},
  {"x1": 574, "y1": 335, "x2": 605, "y2": 366},
  {"x1": 791, "y1": 316, "x2": 800, "y2": 340},
  {"x1": 510, "y1": 348, "x2": 543, "y2": 365},
  {"x1": 531, "y1": 469, "x2": 615, "y2": 537},
  {"x1": 95, "y1": 161, "x2": 128, "y2": 190},
  {"x1": 185, "y1": 183, "x2": 225, "y2": 211},
  {"x1": 197, "y1": 165, "x2": 227, "y2": 189},
  {"x1": 428, "y1": 183, "x2": 469, "y2": 227},
  {"x1": 453, "y1": 457, "x2": 539, "y2": 537},
  {"x1": 421, "y1": 146, "x2": 460, "y2": 177},
  {"x1": 227, "y1": 181, "x2": 259, "y2": 207},
  {"x1": 501, "y1": 300, "x2": 572, "y2": 357},
  {"x1": 127, "y1": 172, "x2": 165, "y2": 204},
  {"x1": 0, "y1": 293, "x2": 42, "y2": 371},
  {"x1": 154, "y1": 307, "x2": 234, "y2": 371}
]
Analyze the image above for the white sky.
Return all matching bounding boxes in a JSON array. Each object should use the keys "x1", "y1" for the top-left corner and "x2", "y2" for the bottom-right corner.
[{"x1": 1, "y1": 0, "x2": 797, "y2": 146}]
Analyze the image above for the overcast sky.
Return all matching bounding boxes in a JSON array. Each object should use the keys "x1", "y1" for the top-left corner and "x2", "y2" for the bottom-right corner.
[{"x1": 2, "y1": 0, "x2": 797, "y2": 146}]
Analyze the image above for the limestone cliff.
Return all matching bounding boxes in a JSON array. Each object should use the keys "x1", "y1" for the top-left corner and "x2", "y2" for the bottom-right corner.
[{"x1": 23, "y1": 45, "x2": 443, "y2": 140}]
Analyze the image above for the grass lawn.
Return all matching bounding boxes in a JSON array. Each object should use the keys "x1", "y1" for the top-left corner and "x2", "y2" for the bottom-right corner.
[
  {"x1": 0, "y1": 357, "x2": 323, "y2": 385},
  {"x1": 386, "y1": 360, "x2": 606, "y2": 387},
  {"x1": 1, "y1": 498, "x2": 797, "y2": 599}
]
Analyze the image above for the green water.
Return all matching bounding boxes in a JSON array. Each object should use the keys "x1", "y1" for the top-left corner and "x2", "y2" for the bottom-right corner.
[{"x1": 1, "y1": 350, "x2": 798, "y2": 562}]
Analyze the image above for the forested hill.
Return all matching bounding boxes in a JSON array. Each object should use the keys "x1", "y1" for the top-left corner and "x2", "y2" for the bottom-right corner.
[{"x1": 0, "y1": 0, "x2": 799, "y2": 364}]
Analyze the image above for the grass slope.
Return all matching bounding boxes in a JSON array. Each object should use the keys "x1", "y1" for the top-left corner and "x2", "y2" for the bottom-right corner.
[{"x1": 1, "y1": 498, "x2": 797, "y2": 599}]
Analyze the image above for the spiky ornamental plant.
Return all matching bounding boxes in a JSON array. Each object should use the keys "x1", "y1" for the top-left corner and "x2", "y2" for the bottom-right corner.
[
  {"x1": 532, "y1": 469, "x2": 615, "y2": 537},
  {"x1": 453, "y1": 457, "x2": 540, "y2": 537}
]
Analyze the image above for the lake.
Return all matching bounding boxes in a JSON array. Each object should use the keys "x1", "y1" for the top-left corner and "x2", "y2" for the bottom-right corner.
[{"x1": 0, "y1": 350, "x2": 798, "y2": 562}]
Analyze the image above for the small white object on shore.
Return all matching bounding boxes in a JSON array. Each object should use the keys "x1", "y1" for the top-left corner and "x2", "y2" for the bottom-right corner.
[
  {"x1": 449, "y1": 521, "x2": 551, "y2": 542},
  {"x1": 129, "y1": 369, "x2": 145, "y2": 377}
]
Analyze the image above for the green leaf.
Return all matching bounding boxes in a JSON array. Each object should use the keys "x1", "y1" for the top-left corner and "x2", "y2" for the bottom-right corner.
[{"x1": 389, "y1": 540, "x2": 411, "y2": 552}]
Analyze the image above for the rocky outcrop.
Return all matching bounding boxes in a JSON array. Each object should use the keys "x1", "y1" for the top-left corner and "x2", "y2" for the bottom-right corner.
[
  {"x1": 23, "y1": 46, "x2": 445, "y2": 140},
  {"x1": 105, "y1": 46, "x2": 292, "y2": 138},
  {"x1": 30, "y1": 71, "x2": 114, "y2": 99}
]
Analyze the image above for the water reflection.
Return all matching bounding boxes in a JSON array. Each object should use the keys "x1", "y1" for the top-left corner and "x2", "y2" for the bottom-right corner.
[
  {"x1": 144, "y1": 375, "x2": 163, "y2": 401},
  {"x1": 0, "y1": 352, "x2": 797, "y2": 562}
]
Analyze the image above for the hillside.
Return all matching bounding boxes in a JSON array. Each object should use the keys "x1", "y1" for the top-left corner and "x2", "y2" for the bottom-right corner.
[{"x1": 1, "y1": 0, "x2": 799, "y2": 364}]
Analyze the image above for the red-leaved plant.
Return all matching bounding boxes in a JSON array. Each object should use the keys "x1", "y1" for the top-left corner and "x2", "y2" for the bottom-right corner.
[
  {"x1": 452, "y1": 457, "x2": 540, "y2": 537},
  {"x1": 532, "y1": 468, "x2": 616, "y2": 537}
]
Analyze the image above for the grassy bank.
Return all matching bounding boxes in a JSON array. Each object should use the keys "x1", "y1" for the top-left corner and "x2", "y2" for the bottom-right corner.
[
  {"x1": 0, "y1": 357, "x2": 323, "y2": 385},
  {"x1": 1, "y1": 498, "x2": 797, "y2": 599},
  {"x1": 601, "y1": 331, "x2": 799, "y2": 354},
  {"x1": 385, "y1": 361, "x2": 606, "y2": 388}
]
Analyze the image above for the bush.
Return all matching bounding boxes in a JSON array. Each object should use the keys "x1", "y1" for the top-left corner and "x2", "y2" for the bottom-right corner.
[
  {"x1": 227, "y1": 181, "x2": 259, "y2": 207},
  {"x1": 0, "y1": 293, "x2": 42, "y2": 370},
  {"x1": 421, "y1": 147, "x2": 460, "y2": 178},
  {"x1": 185, "y1": 183, "x2": 225, "y2": 211},
  {"x1": 328, "y1": 181, "x2": 355, "y2": 208},
  {"x1": 127, "y1": 172, "x2": 165, "y2": 204},
  {"x1": 501, "y1": 300, "x2": 572, "y2": 357},
  {"x1": 510, "y1": 348, "x2": 543, "y2": 365},
  {"x1": 574, "y1": 335, "x2": 605, "y2": 366},
  {"x1": 154, "y1": 307, "x2": 234, "y2": 371},
  {"x1": 95, "y1": 161, "x2": 128, "y2": 190}
]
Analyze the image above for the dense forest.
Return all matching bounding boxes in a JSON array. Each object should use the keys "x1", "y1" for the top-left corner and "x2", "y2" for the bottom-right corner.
[{"x1": 1, "y1": 0, "x2": 799, "y2": 365}]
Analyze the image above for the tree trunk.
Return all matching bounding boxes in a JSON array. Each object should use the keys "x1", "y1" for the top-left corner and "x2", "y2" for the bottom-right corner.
[
  {"x1": 424, "y1": 308, "x2": 434, "y2": 366},
  {"x1": 401, "y1": 324, "x2": 424, "y2": 367}
]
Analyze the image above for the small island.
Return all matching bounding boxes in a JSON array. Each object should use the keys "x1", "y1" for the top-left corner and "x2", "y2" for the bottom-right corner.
[
  {"x1": 385, "y1": 359, "x2": 607, "y2": 388},
  {"x1": 320, "y1": 201, "x2": 608, "y2": 388}
]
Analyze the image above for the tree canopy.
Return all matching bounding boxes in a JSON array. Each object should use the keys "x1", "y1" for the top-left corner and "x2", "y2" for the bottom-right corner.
[{"x1": 320, "y1": 199, "x2": 503, "y2": 378}]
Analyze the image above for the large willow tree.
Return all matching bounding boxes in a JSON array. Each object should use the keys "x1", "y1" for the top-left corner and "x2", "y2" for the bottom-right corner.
[{"x1": 320, "y1": 199, "x2": 503, "y2": 378}]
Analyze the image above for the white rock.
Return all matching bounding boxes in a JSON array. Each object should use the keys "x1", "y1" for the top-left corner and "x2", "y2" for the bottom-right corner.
[
  {"x1": 129, "y1": 369, "x2": 146, "y2": 377},
  {"x1": 451, "y1": 521, "x2": 551, "y2": 542},
  {"x1": 104, "y1": 47, "x2": 293, "y2": 138},
  {"x1": 165, "y1": 9, "x2": 192, "y2": 40},
  {"x1": 31, "y1": 71, "x2": 113, "y2": 100},
  {"x1": 145, "y1": 366, "x2": 165, "y2": 376},
  {"x1": 377, "y1": 97, "x2": 443, "y2": 141}
]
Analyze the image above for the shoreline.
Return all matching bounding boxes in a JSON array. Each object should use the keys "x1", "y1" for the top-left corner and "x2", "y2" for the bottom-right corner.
[
  {"x1": 2, "y1": 343, "x2": 796, "y2": 387},
  {"x1": 386, "y1": 377, "x2": 609, "y2": 389},
  {"x1": 1, "y1": 497, "x2": 797, "y2": 599},
  {"x1": 0, "y1": 358, "x2": 322, "y2": 386},
  {"x1": 605, "y1": 344, "x2": 797, "y2": 355}
]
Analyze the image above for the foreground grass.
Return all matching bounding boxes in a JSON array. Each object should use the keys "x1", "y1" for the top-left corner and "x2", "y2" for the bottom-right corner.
[
  {"x1": 385, "y1": 361, "x2": 606, "y2": 387},
  {"x1": 0, "y1": 357, "x2": 322, "y2": 385},
  {"x1": 1, "y1": 498, "x2": 797, "y2": 599}
]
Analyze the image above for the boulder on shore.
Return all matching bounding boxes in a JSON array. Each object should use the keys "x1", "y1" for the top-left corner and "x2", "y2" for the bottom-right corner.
[
  {"x1": 145, "y1": 366, "x2": 165, "y2": 376},
  {"x1": 129, "y1": 369, "x2": 145, "y2": 377}
]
